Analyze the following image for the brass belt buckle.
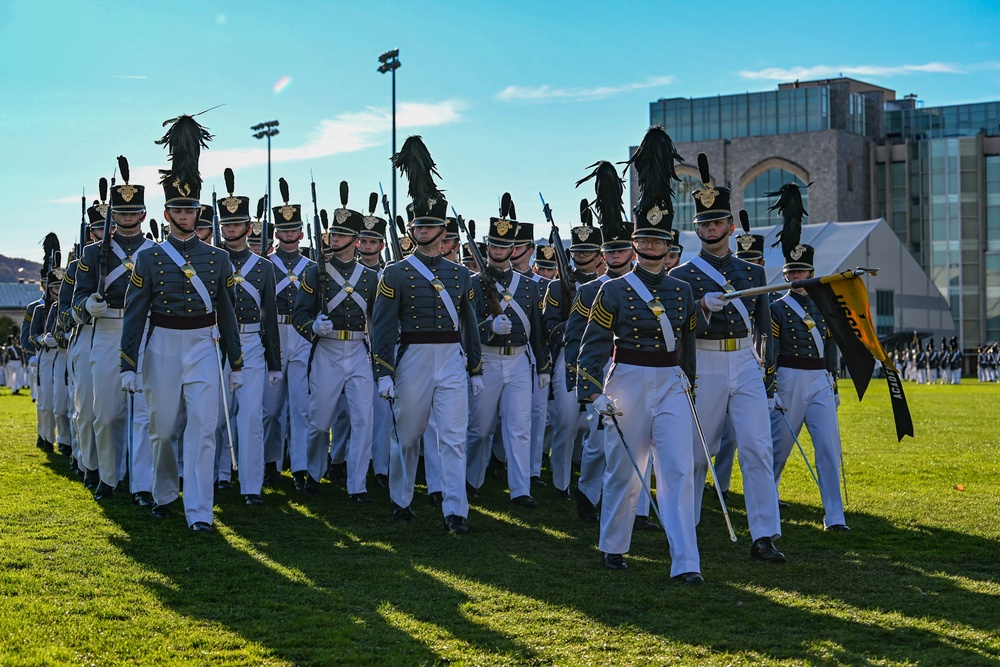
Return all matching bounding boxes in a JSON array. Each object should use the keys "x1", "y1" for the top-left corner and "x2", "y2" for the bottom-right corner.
[{"x1": 724, "y1": 339, "x2": 737, "y2": 351}]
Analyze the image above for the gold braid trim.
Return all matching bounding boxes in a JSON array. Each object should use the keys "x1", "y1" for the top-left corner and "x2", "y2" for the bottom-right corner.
[
  {"x1": 374, "y1": 355, "x2": 395, "y2": 372},
  {"x1": 577, "y1": 366, "x2": 604, "y2": 391},
  {"x1": 589, "y1": 294, "x2": 614, "y2": 330},
  {"x1": 131, "y1": 273, "x2": 143, "y2": 288},
  {"x1": 378, "y1": 279, "x2": 395, "y2": 299},
  {"x1": 120, "y1": 351, "x2": 136, "y2": 368}
]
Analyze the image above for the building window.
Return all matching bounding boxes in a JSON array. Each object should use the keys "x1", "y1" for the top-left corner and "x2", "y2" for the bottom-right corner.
[
  {"x1": 672, "y1": 173, "x2": 704, "y2": 231},
  {"x1": 742, "y1": 167, "x2": 810, "y2": 228},
  {"x1": 876, "y1": 290, "x2": 895, "y2": 336}
]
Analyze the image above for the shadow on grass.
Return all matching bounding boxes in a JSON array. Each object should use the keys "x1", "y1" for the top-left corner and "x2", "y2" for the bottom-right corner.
[{"x1": 43, "y1": 452, "x2": 1000, "y2": 665}]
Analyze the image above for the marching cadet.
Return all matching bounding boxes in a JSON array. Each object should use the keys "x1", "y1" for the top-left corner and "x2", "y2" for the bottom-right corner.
[
  {"x1": 512, "y1": 227, "x2": 553, "y2": 488},
  {"x1": 663, "y1": 229, "x2": 683, "y2": 271},
  {"x1": 3, "y1": 333, "x2": 22, "y2": 395},
  {"x1": 68, "y1": 201, "x2": 106, "y2": 488},
  {"x1": 466, "y1": 195, "x2": 550, "y2": 507},
  {"x1": 670, "y1": 153, "x2": 785, "y2": 564},
  {"x1": 293, "y1": 183, "x2": 378, "y2": 502},
  {"x1": 58, "y1": 246, "x2": 82, "y2": 467},
  {"x1": 121, "y1": 113, "x2": 243, "y2": 533},
  {"x1": 533, "y1": 244, "x2": 558, "y2": 281},
  {"x1": 75, "y1": 160, "x2": 157, "y2": 503},
  {"x1": 372, "y1": 135, "x2": 483, "y2": 534},
  {"x1": 714, "y1": 225, "x2": 767, "y2": 501},
  {"x1": 577, "y1": 125, "x2": 701, "y2": 581},
  {"x1": 195, "y1": 204, "x2": 215, "y2": 244},
  {"x1": 32, "y1": 236, "x2": 63, "y2": 454},
  {"x1": 769, "y1": 241, "x2": 848, "y2": 532},
  {"x1": 461, "y1": 240, "x2": 480, "y2": 273},
  {"x1": 21, "y1": 287, "x2": 43, "y2": 404},
  {"x1": 915, "y1": 343, "x2": 929, "y2": 384},
  {"x1": 947, "y1": 337, "x2": 962, "y2": 384},
  {"x1": 247, "y1": 197, "x2": 268, "y2": 256},
  {"x1": 564, "y1": 162, "x2": 641, "y2": 525},
  {"x1": 217, "y1": 169, "x2": 282, "y2": 505},
  {"x1": 542, "y1": 206, "x2": 602, "y2": 500},
  {"x1": 262, "y1": 178, "x2": 315, "y2": 488}
]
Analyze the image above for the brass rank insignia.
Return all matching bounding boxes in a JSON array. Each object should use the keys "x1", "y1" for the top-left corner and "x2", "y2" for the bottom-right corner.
[{"x1": 738, "y1": 235, "x2": 755, "y2": 251}]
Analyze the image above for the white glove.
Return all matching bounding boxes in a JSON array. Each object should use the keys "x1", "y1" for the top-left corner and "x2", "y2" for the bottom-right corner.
[
  {"x1": 121, "y1": 371, "x2": 138, "y2": 393},
  {"x1": 470, "y1": 375, "x2": 484, "y2": 397},
  {"x1": 774, "y1": 393, "x2": 785, "y2": 412},
  {"x1": 592, "y1": 394, "x2": 617, "y2": 415},
  {"x1": 312, "y1": 314, "x2": 333, "y2": 336},
  {"x1": 71, "y1": 308, "x2": 85, "y2": 325},
  {"x1": 268, "y1": 371, "x2": 282, "y2": 386},
  {"x1": 767, "y1": 397, "x2": 776, "y2": 412},
  {"x1": 538, "y1": 373, "x2": 551, "y2": 390},
  {"x1": 490, "y1": 314, "x2": 513, "y2": 335},
  {"x1": 42, "y1": 333, "x2": 57, "y2": 349},
  {"x1": 85, "y1": 293, "x2": 108, "y2": 318},
  {"x1": 228, "y1": 370, "x2": 243, "y2": 393},
  {"x1": 835, "y1": 393, "x2": 841, "y2": 409},
  {"x1": 133, "y1": 373, "x2": 145, "y2": 393},
  {"x1": 378, "y1": 376, "x2": 395, "y2": 399},
  {"x1": 28, "y1": 356, "x2": 38, "y2": 368},
  {"x1": 702, "y1": 292, "x2": 727, "y2": 312}
]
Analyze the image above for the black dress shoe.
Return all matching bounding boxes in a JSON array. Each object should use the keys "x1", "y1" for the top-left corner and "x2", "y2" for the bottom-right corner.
[
  {"x1": 488, "y1": 454, "x2": 506, "y2": 481},
  {"x1": 58, "y1": 443, "x2": 72, "y2": 457},
  {"x1": 721, "y1": 490, "x2": 729, "y2": 503},
  {"x1": 672, "y1": 572, "x2": 705, "y2": 584},
  {"x1": 36, "y1": 435, "x2": 45, "y2": 449},
  {"x1": 151, "y1": 503, "x2": 173, "y2": 519},
  {"x1": 466, "y1": 482, "x2": 479, "y2": 499},
  {"x1": 444, "y1": 514, "x2": 469, "y2": 535},
  {"x1": 750, "y1": 536, "x2": 786, "y2": 563},
  {"x1": 302, "y1": 476, "x2": 320, "y2": 497},
  {"x1": 244, "y1": 494, "x2": 264, "y2": 506},
  {"x1": 575, "y1": 487, "x2": 598, "y2": 522},
  {"x1": 262, "y1": 462, "x2": 280, "y2": 488},
  {"x1": 189, "y1": 521, "x2": 213, "y2": 533},
  {"x1": 633, "y1": 515, "x2": 660, "y2": 532},
  {"x1": 292, "y1": 471, "x2": 307, "y2": 491},
  {"x1": 69, "y1": 458, "x2": 79, "y2": 473},
  {"x1": 114, "y1": 480, "x2": 127, "y2": 493},
  {"x1": 83, "y1": 469, "x2": 100, "y2": 490},
  {"x1": 530, "y1": 475, "x2": 547, "y2": 488},
  {"x1": 133, "y1": 492, "x2": 155, "y2": 508},
  {"x1": 215, "y1": 480, "x2": 234, "y2": 492},
  {"x1": 332, "y1": 462, "x2": 348, "y2": 486},
  {"x1": 93, "y1": 482, "x2": 114, "y2": 501},
  {"x1": 511, "y1": 495, "x2": 538, "y2": 508},
  {"x1": 602, "y1": 553, "x2": 628, "y2": 570},
  {"x1": 392, "y1": 503, "x2": 416, "y2": 523},
  {"x1": 375, "y1": 473, "x2": 389, "y2": 489},
  {"x1": 428, "y1": 491, "x2": 443, "y2": 508},
  {"x1": 349, "y1": 492, "x2": 374, "y2": 504},
  {"x1": 41, "y1": 440, "x2": 54, "y2": 453},
  {"x1": 554, "y1": 487, "x2": 572, "y2": 502},
  {"x1": 825, "y1": 523, "x2": 851, "y2": 532}
]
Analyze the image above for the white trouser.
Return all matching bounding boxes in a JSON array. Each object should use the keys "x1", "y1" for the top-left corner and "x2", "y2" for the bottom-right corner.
[
  {"x1": 29, "y1": 355, "x2": 38, "y2": 400},
  {"x1": 423, "y1": 409, "x2": 445, "y2": 495},
  {"x1": 577, "y1": 361, "x2": 611, "y2": 505},
  {"x1": 263, "y1": 322, "x2": 311, "y2": 471},
  {"x1": 600, "y1": 363, "x2": 700, "y2": 577},
  {"x1": 306, "y1": 338, "x2": 373, "y2": 494},
  {"x1": 37, "y1": 348, "x2": 55, "y2": 440},
  {"x1": 713, "y1": 414, "x2": 738, "y2": 493},
  {"x1": 529, "y1": 373, "x2": 548, "y2": 477},
  {"x1": 466, "y1": 349, "x2": 532, "y2": 498},
  {"x1": 5, "y1": 360, "x2": 22, "y2": 392},
  {"x1": 331, "y1": 394, "x2": 349, "y2": 465},
  {"x1": 92, "y1": 317, "x2": 152, "y2": 489},
  {"x1": 692, "y1": 347, "x2": 781, "y2": 541},
  {"x1": 144, "y1": 326, "x2": 222, "y2": 527},
  {"x1": 771, "y1": 367, "x2": 845, "y2": 528},
  {"x1": 389, "y1": 343, "x2": 469, "y2": 518},
  {"x1": 52, "y1": 348, "x2": 70, "y2": 446},
  {"x1": 224, "y1": 332, "x2": 267, "y2": 495},
  {"x1": 550, "y1": 350, "x2": 587, "y2": 492},
  {"x1": 334, "y1": 383, "x2": 390, "y2": 477}
]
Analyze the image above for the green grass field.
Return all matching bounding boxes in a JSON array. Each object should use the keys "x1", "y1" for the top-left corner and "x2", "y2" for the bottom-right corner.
[{"x1": 1, "y1": 381, "x2": 998, "y2": 666}]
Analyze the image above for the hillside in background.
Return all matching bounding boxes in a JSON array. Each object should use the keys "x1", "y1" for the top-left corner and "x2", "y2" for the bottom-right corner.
[{"x1": 0, "y1": 255, "x2": 43, "y2": 283}]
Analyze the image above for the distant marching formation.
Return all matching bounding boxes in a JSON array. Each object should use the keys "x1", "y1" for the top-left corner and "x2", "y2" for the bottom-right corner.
[{"x1": 8, "y1": 113, "x2": 908, "y2": 584}]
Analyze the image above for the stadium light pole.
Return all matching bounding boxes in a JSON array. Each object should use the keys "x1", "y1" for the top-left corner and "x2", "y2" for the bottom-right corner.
[
  {"x1": 251, "y1": 120, "x2": 280, "y2": 252},
  {"x1": 378, "y1": 49, "x2": 401, "y2": 221}
]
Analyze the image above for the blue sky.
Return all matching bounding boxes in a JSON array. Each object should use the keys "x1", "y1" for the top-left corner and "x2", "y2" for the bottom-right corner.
[{"x1": 2, "y1": 0, "x2": 999, "y2": 262}]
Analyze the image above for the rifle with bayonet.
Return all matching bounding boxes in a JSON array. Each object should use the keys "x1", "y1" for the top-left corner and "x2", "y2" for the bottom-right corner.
[
  {"x1": 212, "y1": 188, "x2": 222, "y2": 248},
  {"x1": 539, "y1": 193, "x2": 574, "y2": 319},
  {"x1": 96, "y1": 170, "x2": 116, "y2": 299},
  {"x1": 452, "y1": 206, "x2": 501, "y2": 317},
  {"x1": 311, "y1": 177, "x2": 327, "y2": 316},
  {"x1": 379, "y1": 182, "x2": 402, "y2": 262},
  {"x1": 78, "y1": 189, "x2": 87, "y2": 260}
]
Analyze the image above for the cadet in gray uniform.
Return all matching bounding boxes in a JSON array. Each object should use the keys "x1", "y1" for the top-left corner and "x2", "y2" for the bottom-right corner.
[
  {"x1": 121, "y1": 114, "x2": 243, "y2": 533},
  {"x1": 218, "y1": 169, "x2": 282, "y2": 505},
  {"x1": 262, "y1": 178, "x2": 315, "y2": 487},
  {"x1": 770, "y1": 241, "x2": 848, "y2": 531},
  {"x1": 670, "y1": 153, "x2": 784, "y2": 564},
  {"x1": 75, "y1": 159, "x2": 157, "y2": 504},
  {"x1": 542, "y1": 209, "x2": 601, "y2": 499},
  {"x1": 577, "y1": 126, "x2": 701, "y2": 581},
  {"x1": 293, "y1": 183, "x2": 378, "y2": 502},
  {"x1": 372, "y1": 135, "x2": 483, "y2": 534},
  {"x1": 466, "y1": 197, "x2": 550, "y2": 507},
  {"x1": 21, "y1": 291, "x2": 42, "y2": 406}
]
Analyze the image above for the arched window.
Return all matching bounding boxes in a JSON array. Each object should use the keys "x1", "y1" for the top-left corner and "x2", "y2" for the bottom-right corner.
[
  {"x1": 742, "y1": 168, "x2": 809, "y2": 228},
  {"x1": 671, "y1": 172, "x2": 704, "y2": 231}
]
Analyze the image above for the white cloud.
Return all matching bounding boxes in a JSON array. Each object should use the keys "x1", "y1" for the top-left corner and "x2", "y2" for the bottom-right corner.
[
  {"x1": 739, "y1": 62, "x2": 963, "y2": 81},
  {"x1": 49, "y1": 99, "x2": 464, "y2": 203},
  {"x1": 496, "y1": 75, "x2": 674, "y2": 102}
]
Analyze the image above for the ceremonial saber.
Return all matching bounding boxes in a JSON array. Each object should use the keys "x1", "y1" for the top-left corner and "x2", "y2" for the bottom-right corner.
[
  {"x1": 683, "y1": 385, "x2": 738, "y2": 542},
  {"x1": 600, "y1": 408, "x2": 667, "y2": 538},
  {"x1": 386, "y1": 397, "x2": 409, "y2": 489},
  {"x1": 211, "y1": 327, "x2": 238, "y2": 472},
  {"x1": 776, "y1": 408, "x2": 821, "y2": 491},
  {"x1": 723, "y1": 268, "x2": 879, "y2": 301},
  {"x1": 126, "y1": 388, "x2": 134, "y2": 492}
]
